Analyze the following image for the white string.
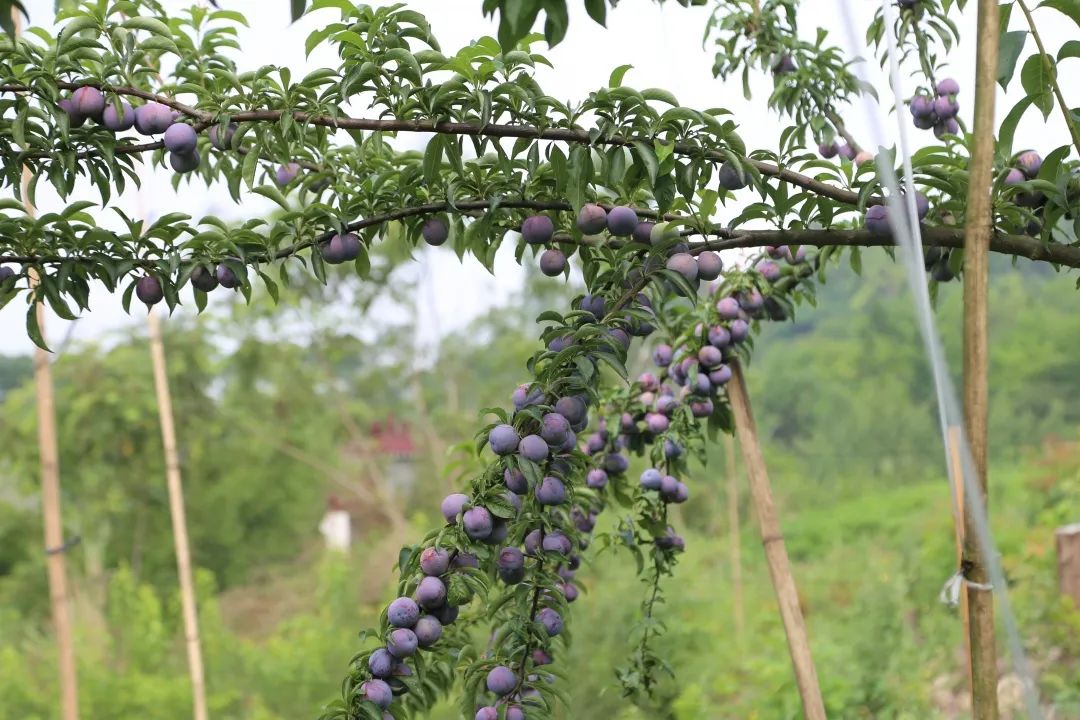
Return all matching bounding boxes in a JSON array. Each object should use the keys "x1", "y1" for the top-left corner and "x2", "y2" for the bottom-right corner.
[{"x1": 834, "y1": 1, "x2": 1044, "y2": 716}]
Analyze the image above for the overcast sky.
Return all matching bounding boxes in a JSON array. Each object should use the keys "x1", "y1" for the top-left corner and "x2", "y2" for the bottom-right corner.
[{"x1": 2, "y1": 0, "x2": 1073, "y2": 354}]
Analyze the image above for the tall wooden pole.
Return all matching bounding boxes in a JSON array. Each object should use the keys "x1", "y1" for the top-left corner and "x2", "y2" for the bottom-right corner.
[
  {"x1": 724, "y1": 433, "x2": 745, "y2": 648},
  {"x1": 148, "y1": 311, "x2": 209, "y2": 720},
  {"x1": 961, "y1": 0, "x2": 1001, "y2": 713},
  {"x1": 14, "y1": 9, "x2": 80, "y2": 719},
  {"x1": 727, "y1": 362, "x2": 826, "y2": 720}
]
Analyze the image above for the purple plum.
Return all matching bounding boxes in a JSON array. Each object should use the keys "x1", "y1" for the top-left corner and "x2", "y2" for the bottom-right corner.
[
  {"x1": 420, "y1": 547, "x2": 451, "y2": 576},
  {"x1": 163, "y1": 123, "x2": 197, "y2": 154},
  {"x1": 361, "y1": 679, "x2": 393, "y2": 709},
  {"x1": 606, "y1": 206, "x2": 638, "y2": 236},
  {"x1": 422, "y1": 217, "x2": 448, "y2": 246},
  {"x1": 865, "y1": 204, "x2": 891, "y2": 234},
  {"x1": 135, "y1": 275, "x2": 163, "y2": 306},
  {"x1": 487, "y1": 665, "x2": 518, "y2": 696},
  {"x1": 441, "y1": 493, "x2": 469, "y2": 523},
  {"x1": 718, "y1": 161, "x2": 749, "y2": 190},
  {"x1": 666, "y1": 253, "x2": 699, "y2": 282},
  {"x1": 519, "y1": 434, "x2": 549, "y2": 463},
  {"x1": 463, "y1": 507, "x2": 493, "y2": 539},
  {"x1": 169, "y1": 150, "x2": 200, "y2": 173},
  {"x1": 535, "y1": 476, "x2": 567, "y2": 506},
  {"x1": 275, "y1": 162, "x2": 301, "y2": 185},
  {"x1": 489, "y1": 424, "x2": 520, "y2": 456},
  {"x1": 387, "y1": 628, "x2": 418, "y2": 658},
  {"x1": 697, "y1": 251, "x2": 723, "y2": 280},
  {"x1": 414, "y1": 615, "x2": 443, "y2": 647},
  {"x1": 522, "y1": 215, "x2": 555, "y2": 244},
  {"x1": 415, "y1": 576, "x2": 446, "y2": 609},
  {"x1": 102, "y1": 101, "x2": 134, "y2": 131},
  {"x1": 576, "y1": 203, "x2": 608, "y2": 234},
  {"x1": 71, "y1": 86, "x2": 105, "y2": 122},
  {"x1": 368, "y1": 648, "x2": 395, "y2": 678},
  {"x1": 536, "y1": 607, "x2": 563, "y2": 636},
  {"x1": 208, "y1": 122, "x2": 236, "y2": 150},
  {"x1": 133, "y1": 102, "x2": 174, "y2": 135},
  {"x1": 539, "y1": 248, "x2": 566, "y2": 277},
  {"x1": 388, "y1": 597, "x2": 420, "y2": 628}
]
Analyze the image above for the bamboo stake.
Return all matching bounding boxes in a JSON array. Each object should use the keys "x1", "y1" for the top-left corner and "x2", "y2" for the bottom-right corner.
[
  {"x1": 961, "y1": 0, "x2": 1001, "y2": 714},
  {"x1": 724, "y1": 433, "x2": 745, "y2": 648},
  {"x1": 946, "y1": 426, "x2": 973, "y2": 690},
  {"x1": 13, "y1": 8, "x2": 80, "y2": 718},
  {"x1": 727, "y1": 362, "x2": 826, "y2": 720},
  {"x1": 147, "y1": 311, "x2": 209, "y2": 720}
]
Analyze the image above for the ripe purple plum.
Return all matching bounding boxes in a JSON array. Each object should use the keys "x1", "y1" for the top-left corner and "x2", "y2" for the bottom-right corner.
[
  {"x1": 536, "y1": 607, "x2": 563, "y2": 636},
  {"x1": 697, "y1": 251, "x2": 723, "y2": 280},
  {"x1": 604, "y1": 452, "x2": 629, "y2": 473},
  {"x1": 606, "y1": 206, "x2": 638, "y2": 236},
  {"x1": 640, "y1": 468, "x2": 663, "y2": 490},
  {"x1": 718, "y1": 161, "x2": 750, "y2": 190},
  {"x1": 0, "y1": 266, "x2": 15, "y2": 283},
  {"x1": 433, "y1": 603, "x2": 460, "y2": 625},
  {"x1": 386, "y1": 628, "x2": 418, "y2": 658},
  {"x1": 504, "y1": 468, "x2": 528, "y2": 494},
  {"x1": 716, "y1": 296, "x2": 740, "y2": 319},
  {"x1": 368, "y1": 648, "x2": 395, "y2": 678},
  {"x1": 865, "y1": 204, "x2": 891, "y2": 234},
  {"x1": 539, "y1": 248, "x2": 566, "y2": 276},
  {"x1": 487, "y1": 666, "x2": 518, "y2": 696},
  {"x1": 932, "y1": 95, "x2": 959, "y2": 120},
  {"x1": 555, "y1": 396, "x2": 587, "y2": 426},
  {"x1": 163, "y1": 124, "x2": 197, "y2": 154},
  {"x1": 276, "y1": 162, "x2": 302, "y2": 185},
  {"x1": 134, "y1": 102, "x2": 174, "y2": 135},
  {"x1": 420, "y1": 547, "x2": 451, "y2": 576},
  {"x1": 535, "y1": 476, "x2": 567, "y2": 506},
  {"x1": 511, "y1": 383, "x2": 546, "y2": 410},
  {"x1": 169, "y1": 150, "x2": 200, "y2": 174},
  {"x1": 388, "y1": 597, "x2": 420, "y2": 628},
  {"x1": 441, "y1": 493, "x2": 469, "y2": 523},
  {"x1": 414, "y1": 615, "x2": 443, "y2": 647},
  {"x1": 208, "y1": 122, "x2": 236, "y2": 150},
  {"x1": 561, "y1": 582, "x2": 579, "y2": 602},
  {"x1": 463, "y1": 507, "x2": 494, "y2": 539},
  {"x1": 361, "y1": 679, "x2": 393, "y2": 709},
  {"x1": 522, "y1": 215, "x2": 555, "y2": 244},
  {"x1": 1004, "y1": 168, "x2": 1025, "y2": 185},
  {"x1": 1017, "y1": 151, "x2": 1042, "y2": 178},
  {"x1": 729, "y1": 319, "x2": 750, "y2": 342},
  {"x1": 576, "y1": 203, "x2": 608, "y2": 234},
  {"x1": 476, "y1": 708, "x2": 499, "y2": 720},
  {"x1": 690, "y1": 399, "x2": 713, "y2": 418},
  {"x1": 579, "y1": 293, "x2": 606, "y2": 318},
  {"x1": 709, "y1": 365, "x2": 732, "y2": 386},
  {"x1": 756, "y1": 260, "x2": 782, "y2": 282},
  {"x1": 422, "y1": 218, "x2": 449, "y2": 246},
  {"x1": 102, "y1": 101, "x2": 135, "y2": 131},
  {"x1": 933, "y1": 118, "x2": 960, "y2": 138},
  {"x1": 666, "y1": 253, "x2": 699, "y2": 282},
  {"x1": 541, "y1": 531, "x2": 572, "y2": 555},
  {"x1": 415, "y1": 576, "x2": 447, "y2": 609},
  {"x1": 489, "y1": 424, "x2": 520, "y2": 456},
  {"x1": 818, "y1": 141, "x2": 839, "y2": 158},
  {"x1": 632, "y1": 221, "x2": 654, "y2": 244},
  {"x1": 586, "y1": 468, "x2": 608, "y2": 489},
  {"x1": 698, "y1": 345, "x2": 723, "y2": 368},
  {"x1": 71, "y1": 86, "x2": 105, "y2": 122},
  {"x1": 936, "y1": 78, "x2": 960, "y2": 96},
  {"x1": 135, "y1": 275, "x2": 164, "y2": 306},
  {"x1": 772, "y1": 54, "x2": 796, "y2": 74},
  {"x1": 838, "y1": 144, "x2": 857, "y2": 160},
  {"x1": 540, "y1": 413, "x2": 571, "y2": 446},
  {"x1": 519, "y1": 434, "x2": 549, "y2": 463},
  {"x1": 652, "y1": 343, "x2": 674, "y2": 366},
  {"x1": 664, "y1": 438, "x2": 683, "y2": 458},
  {"x1": 211, "y1": 263, "x2": 240, "y2": 289}
]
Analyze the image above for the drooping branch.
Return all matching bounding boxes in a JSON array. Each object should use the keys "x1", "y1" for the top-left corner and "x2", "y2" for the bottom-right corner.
[{"x1": 0, "y1": 82, "x2": 867, "y2": 206}]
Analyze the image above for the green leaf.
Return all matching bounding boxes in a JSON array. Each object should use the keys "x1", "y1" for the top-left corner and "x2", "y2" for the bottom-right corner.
[
  {"x1": 1058, "y1": 39, "x2": 1080, "y2": 61},
  {"x1": 584, "y1": 0, "x2": 607, "y2": 25},
  {"x1": 25, "y1": 303, "x2": 50, "y2": 352},
  {"x1": 1020, "y1": 53, "x2": 1055, "y2": 118},
  {"x1": 122, "y1": 16, "x2": 172, "y2": 38},
  {"x1": 999, "y1": 1, "x2": 1014, "y2": 31},
  {"x1": 998, "y1": 96, "x2": 1034, "y2": 155},
  {"x1": 608, "y1": 64, "x2": 632, "y2": 88},
  {"x1": 291, "y1": 0, "x2": 308, "y2": 22},
  {"x1": 1038, "y1": 0, "x2": 1080, "y2": 25},
  {"x1": 997, "y1": 31, "x2": 1027, "y2": 89}
]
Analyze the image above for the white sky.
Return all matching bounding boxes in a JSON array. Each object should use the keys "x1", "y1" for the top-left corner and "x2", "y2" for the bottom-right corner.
[{"x1": 1, "y1": 0, "x2": 1074, "y2": 354}]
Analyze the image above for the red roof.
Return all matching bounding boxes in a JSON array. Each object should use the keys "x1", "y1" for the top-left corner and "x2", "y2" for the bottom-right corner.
[{"x1": 369, "y1": 417, "x2": 416, "y2": 456}]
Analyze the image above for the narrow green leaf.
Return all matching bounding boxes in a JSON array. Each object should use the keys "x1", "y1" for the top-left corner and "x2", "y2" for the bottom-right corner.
[{"x1": 997, "y1": 31, "x2": 1027, "y2": 89}]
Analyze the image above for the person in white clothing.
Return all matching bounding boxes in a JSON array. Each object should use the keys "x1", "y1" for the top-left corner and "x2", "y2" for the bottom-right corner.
[{"x1": 318, "y1": 495, "x2": 351, "y2": 553}]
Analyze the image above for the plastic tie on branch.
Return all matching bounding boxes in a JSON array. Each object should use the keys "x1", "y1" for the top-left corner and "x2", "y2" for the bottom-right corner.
[
  {"x1": 938, "y1": 567, "x2": 994, "y2": 608},
  {"x1": 44, "y1": 535, "x2": 81, "y2": 555}
]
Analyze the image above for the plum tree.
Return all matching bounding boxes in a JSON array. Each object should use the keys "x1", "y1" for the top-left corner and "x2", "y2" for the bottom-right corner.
[{"x1": 3, "y1": 2, "x2": 1077, "y2": 718}]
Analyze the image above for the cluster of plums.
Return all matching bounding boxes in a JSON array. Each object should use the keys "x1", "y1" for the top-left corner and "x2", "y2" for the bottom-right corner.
[
  {"x1": 59, "y1": 85, "x2": 310, "y2": 188},
  {"x1": 1003, "y1": 150, "x2": 1047, "y2": 222},
  {"x1": 862, "y1": 190, "x2": 931, "y2": 235},
  {"x1": 59, "y1": 86, "x2": 207, "y2": 173},
  {"x1": 134, "y1": 263, "x2": 244, "y2": 307},
  {"x1": 909, "y1": 78, "x2": 961, "y2": 138}
]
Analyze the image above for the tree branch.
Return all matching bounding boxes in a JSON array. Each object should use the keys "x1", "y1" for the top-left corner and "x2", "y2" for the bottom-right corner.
[{"x1": 0, "y1": 82, "x2": 867, "y2": 206}]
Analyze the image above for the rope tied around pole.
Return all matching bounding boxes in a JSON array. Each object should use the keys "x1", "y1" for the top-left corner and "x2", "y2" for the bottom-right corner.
[
  {"x1": 44, "y1": 535, "x2": 81, "y2": 555},
  {"x1": 940, "y1": 567, "x2": 995, "y2": 608}
]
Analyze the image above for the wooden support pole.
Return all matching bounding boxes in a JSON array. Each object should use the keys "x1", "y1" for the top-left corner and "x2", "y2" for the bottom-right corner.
[
  {"x1": 1058, "y1": 524, "x2": 1080, "y2": 611},
  {"x1": 14, "y1": 9, "x2": 80, "y2": 719},
  {"x1": 961, "y1": 0, "x2": 1001, "y2": 714},
  {"x1": 727, "y1": 362, "x2": 826, "y2": 720},
  {"x1": 148, "y1": 311, "x2": 209, "y2": 720},
  {"x1": 724, "y1": 433, "x2": 745, "y2": 648}
]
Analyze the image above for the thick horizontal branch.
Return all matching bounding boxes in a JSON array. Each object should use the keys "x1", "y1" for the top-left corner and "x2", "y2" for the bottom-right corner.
[
  {"x1": 0, "y1": 82, "x2": 867, "y2": 206},
  {"x1": 691, "y1": 227, "x2": 1080, "y2": 267}
]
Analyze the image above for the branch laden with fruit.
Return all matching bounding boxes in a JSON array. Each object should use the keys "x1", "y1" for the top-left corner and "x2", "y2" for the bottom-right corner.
[{"x1": 1, "y1": 0, "x2": 1079, "y2": 718}]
